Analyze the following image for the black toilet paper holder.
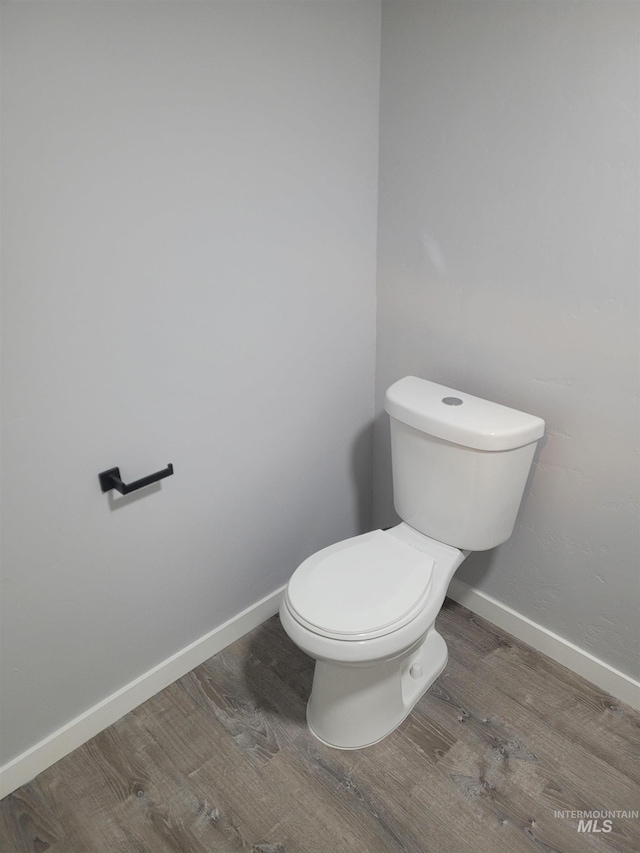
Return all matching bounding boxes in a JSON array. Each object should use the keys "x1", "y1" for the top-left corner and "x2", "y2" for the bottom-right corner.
[{"x1": 99, "y1": 463, "x2": 174, "y2": 495}]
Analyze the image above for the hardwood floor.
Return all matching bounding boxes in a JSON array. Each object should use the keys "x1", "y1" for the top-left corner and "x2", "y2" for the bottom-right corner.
[{"x1": 2, "y1": 599, "x2": 639, "y2": 852}]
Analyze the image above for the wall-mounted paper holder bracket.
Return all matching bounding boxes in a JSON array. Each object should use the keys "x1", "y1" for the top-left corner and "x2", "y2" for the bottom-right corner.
[{"x1": 99, "y1": 464, "x2": 174, "y2": 495}]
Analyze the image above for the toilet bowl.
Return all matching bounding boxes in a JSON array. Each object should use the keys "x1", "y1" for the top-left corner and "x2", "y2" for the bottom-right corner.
[
  {"x1": 280, "y1": 523, "x2": 468, "y2": 748},
  {"x1": 280, "y1": 376, "x2": 544, "y2": 750}
]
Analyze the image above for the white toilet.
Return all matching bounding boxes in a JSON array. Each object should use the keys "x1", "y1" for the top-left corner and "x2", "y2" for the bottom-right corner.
[{"x1": 279, "y1": 376, "x2": 545, "y2": 749}]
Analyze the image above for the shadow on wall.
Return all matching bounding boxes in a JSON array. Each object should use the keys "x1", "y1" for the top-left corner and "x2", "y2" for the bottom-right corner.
[
  {"x1": 351, "y1": 421, "x2": 376, "y2": 534},
  {"x1": 372, "y1": 408, "x2": 395, "y2": 529}
]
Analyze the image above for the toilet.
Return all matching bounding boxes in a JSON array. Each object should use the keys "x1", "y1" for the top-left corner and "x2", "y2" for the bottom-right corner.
[{"x1": 279, "y1": 376, "x2": 545, "y2": 749}]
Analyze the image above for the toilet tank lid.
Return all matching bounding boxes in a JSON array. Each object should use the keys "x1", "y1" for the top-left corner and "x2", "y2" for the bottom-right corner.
[{"x1": 385, "y1": 376, "x2": 545, "y2": 451}]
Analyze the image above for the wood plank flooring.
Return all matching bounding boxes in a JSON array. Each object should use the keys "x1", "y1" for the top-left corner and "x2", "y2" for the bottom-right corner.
[{"x1": 2, "y1": 598, "x2": 639, "y2": 852}]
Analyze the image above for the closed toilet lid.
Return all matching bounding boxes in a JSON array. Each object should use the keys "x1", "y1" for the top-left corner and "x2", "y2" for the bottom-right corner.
[{"x1": 285, "y1": 530, "x2": 434, "y2": 640}]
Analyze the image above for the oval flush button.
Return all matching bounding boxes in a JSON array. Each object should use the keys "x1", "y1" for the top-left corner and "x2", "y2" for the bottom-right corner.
[{"x1": 442, "y1": 396, "x2": 463, "y2": 406}]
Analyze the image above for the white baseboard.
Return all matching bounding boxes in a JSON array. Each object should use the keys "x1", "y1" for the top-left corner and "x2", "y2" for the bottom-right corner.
[
  {"x1": 0, "y1": 585, "x2": 286, "y2": 800},
  {"x1": 3, "y1": 580, "x2": 638, "y2": 800},
  {"x1": 447, "y1": 578, "x2": 640, "y2": 712}
]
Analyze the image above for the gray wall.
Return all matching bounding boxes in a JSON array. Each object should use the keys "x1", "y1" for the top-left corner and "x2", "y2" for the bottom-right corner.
[
  {"x1": 3, "y1": 0, "x2": 638, "y2": 771},
  {"x1": 0, "y1": 1, "x2": 380, "y2": 764},
  {"x1": 374, "y1": 0, "x2": 639, "y2": 678}
]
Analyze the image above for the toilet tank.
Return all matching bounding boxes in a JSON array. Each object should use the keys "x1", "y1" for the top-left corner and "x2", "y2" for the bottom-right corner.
[{"x1": 385, "y1": 377, "x2": 545, "y2": 551}]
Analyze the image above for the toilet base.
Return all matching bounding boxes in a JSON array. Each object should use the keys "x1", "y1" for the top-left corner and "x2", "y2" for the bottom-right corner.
[{"x1": 306, "y1": 626, "x2": 448, "y2": 749}]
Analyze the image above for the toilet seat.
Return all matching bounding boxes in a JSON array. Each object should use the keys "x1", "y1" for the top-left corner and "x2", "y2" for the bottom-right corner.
[{"x1": 285, "y1": 530, "x2": 434, "y2": 641}]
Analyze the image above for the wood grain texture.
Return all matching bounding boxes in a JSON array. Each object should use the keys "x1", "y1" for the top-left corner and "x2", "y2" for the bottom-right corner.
[{"x1": 2, "y1": 599, "x2": 639, "y2": 852}]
